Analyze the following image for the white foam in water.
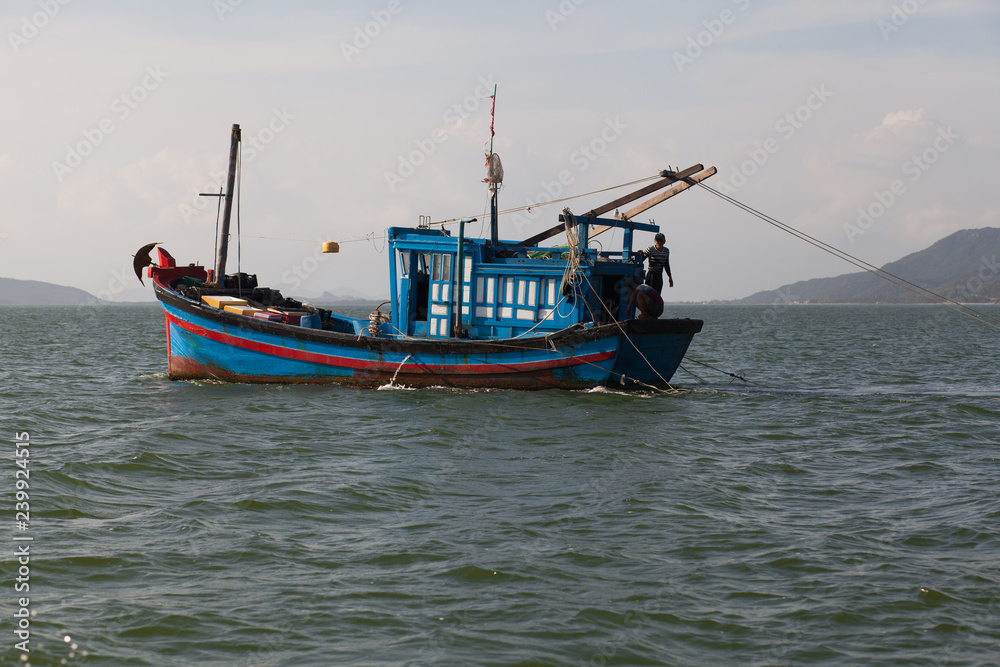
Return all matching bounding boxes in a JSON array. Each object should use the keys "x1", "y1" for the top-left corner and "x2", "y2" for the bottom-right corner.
[
  {"x1": 582, "y1": 386, "x2": 656, "y2": 398},
  {"x1": 376, "y1": 382, "x2": 416, "y2": 391}
]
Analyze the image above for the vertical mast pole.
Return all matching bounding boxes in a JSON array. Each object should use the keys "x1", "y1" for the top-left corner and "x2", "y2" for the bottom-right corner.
[
  {"x1": 488, "y1": 85, "x2": 498, "y2": 245},
  {"x1": 214, "y1": 123, "x2": 241, "y2": 284},
  {"x1": 490, "y1": 187, "x2": 498, "y2": 245}
]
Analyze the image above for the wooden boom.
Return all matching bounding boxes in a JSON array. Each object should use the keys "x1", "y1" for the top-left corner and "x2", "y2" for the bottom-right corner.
[
  {"x1": 518, "y1": 164, "x2": 707, "y2": 247},
  {"x1": 588, "y1": 166, "x2": 717, "y2": 240}
]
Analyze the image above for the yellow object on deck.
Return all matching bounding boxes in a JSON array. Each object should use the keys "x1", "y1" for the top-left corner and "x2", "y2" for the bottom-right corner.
[
  {"x1": 223, "y1": 305, "x2": 263, "y2": 317},
  {"x1": 202, "y1": 295, "x2": 248, "y2": 309}
]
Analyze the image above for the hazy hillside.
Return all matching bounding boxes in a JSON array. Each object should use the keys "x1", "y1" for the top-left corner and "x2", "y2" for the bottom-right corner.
[
  {"x1": 738, "y1": 228, "x2": 1000, "y2": 304},
  {"x1": 0, "y1": 277, "x2": 104, "y2": 306}
]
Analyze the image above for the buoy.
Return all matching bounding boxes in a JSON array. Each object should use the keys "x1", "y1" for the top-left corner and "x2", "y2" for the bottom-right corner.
[{"x1": 322, "y1": 242, "x2": 340, "y2": 254}]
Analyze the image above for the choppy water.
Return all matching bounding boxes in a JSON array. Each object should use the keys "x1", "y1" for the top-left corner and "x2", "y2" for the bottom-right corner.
[{"x1": 2, "y1": 304, "x2": 998, "y2": 666}]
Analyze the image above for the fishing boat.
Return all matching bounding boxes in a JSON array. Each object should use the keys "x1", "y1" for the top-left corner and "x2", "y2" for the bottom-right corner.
[{"x1": 137, "y1": 123, "x2": 716, "y2": 389}]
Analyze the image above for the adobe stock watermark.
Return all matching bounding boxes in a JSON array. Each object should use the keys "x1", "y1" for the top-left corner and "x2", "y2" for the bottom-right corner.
[
  {"x1": 935, "y1": 255, "x2": 1000, "y2": 312},
  {"x1": 178, "y1": 108, "x2": 295, "y2": 223},
  {"x1": 280, "y1": 238, "x2": 333, "y2": 292},
  {"x1": 751, "y1": 286, "x2": 799, "y2": 327},
  {"x1": 214, "y1": 0, "x2": 243, "y2": 21},
  {"x1": 673, "y1": 0, "x2": 751, "y2": 73},
  {"x1": 8, "y1": 0, "x2": 72, "y2": 53},
  {"x1": 583, "y1": 579, "x2": 679, "y2": 667},
  {"x1": 844, "y1": 126, "x2": 959, "y2": 243},
  {"x1": 877, "y1": 0, "x2": 927, "y2": 41},
  {"x1": 340, "y1": 0, "x2": 411, "y2": 63},
  {"x1": 750, "y1": 623, "x2": 806, "y2": 667},
  {"x1": 383, "y1": 75, "x2": 498, "y2": 193},
  {"x1": 545, "y1": 0, "x2": 587, "y2": 32},
  {"x1": 51, "y1": 65, "x2": 169, "y2": 183},
  {"x1": 509, "y1": 116, "x2": 627, "y2": 235},
  {"x1": 93, "y1": 261, "x2": 144, "y2": 303},
  {"x1": 717, "y1": 84, "x2": 833, "y2": 195}
]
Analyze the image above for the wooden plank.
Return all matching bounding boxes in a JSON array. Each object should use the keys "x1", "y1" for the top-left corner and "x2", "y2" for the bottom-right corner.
[
  {"x1": 620, "y1": 166, "x2": 717, "y2": 219},
  {"x1": 587, "y1": 167, "x2": 717, "y2": 240},
  {"x1": 586, "y1": 164, "x2": 702, "y2": 218},
  {"x1": 518, "y1": 165, "x2": 703, "y2": 247}
]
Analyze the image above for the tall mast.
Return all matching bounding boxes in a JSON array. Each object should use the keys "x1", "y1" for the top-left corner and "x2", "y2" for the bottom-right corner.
[
  {"x1": 214, "y1": 123, "x2": 241, "y2": 284},
  {"x1": 485, "y1": 85, "x2": 501, "y2": 244}
]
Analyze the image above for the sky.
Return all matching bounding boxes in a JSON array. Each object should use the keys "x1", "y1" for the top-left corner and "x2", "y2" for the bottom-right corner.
[{"x1": 1, "y1": 0, "x2": 998, "y2": 303}]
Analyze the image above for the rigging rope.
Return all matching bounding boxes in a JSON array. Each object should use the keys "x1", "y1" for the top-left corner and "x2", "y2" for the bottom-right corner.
[
  {"x1": 681, "y1": 357, "x2": 753, "y2": 384},
  {"x1": 233, "y1": 175, "x2": 664, "y2": 247},
  {"x1": 697, "y1": 182, "x2": 1000, "y2": 332},
  {"x1": 428, "y1": 174, "x2": 663, "y2": 227},
  {"x1": 677, "y1": 364, "x2": 706, "y2": 383}
]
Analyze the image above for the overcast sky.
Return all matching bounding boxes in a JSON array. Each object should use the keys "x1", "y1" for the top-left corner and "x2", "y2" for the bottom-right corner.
[{"x1": 2, "y1": 0, "x2": 998, "y2": 302}]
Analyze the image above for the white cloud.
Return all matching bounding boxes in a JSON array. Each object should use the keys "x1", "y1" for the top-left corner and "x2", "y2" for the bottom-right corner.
[{"x1": 865, "y1": 108, "x2": 935, "y2": 143}]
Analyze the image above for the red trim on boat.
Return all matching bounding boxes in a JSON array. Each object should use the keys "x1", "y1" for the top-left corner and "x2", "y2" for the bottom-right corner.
[{"x1": 164, "y1": 312, "x2": 615, "y2": 375}]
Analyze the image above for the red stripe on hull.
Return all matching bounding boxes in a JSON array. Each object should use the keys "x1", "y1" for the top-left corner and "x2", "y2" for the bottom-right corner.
[{"x1": 164, "y1": 311, "x2": 615, "y2": 377}]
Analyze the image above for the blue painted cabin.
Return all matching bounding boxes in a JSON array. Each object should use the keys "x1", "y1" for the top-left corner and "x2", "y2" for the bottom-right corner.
[{"x1": 387, "y1": 213, "x2": 661, "y2": 341}]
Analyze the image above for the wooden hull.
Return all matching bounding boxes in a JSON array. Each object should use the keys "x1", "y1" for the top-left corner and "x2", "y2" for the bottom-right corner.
[{"x1": 154, "y1": 284, "x2": 702, "y2": 390}]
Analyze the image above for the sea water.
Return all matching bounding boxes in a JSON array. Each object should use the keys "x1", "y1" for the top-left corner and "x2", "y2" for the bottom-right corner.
[{"x1": 1, "y1": 304, "x2": 998, "y2": 665}]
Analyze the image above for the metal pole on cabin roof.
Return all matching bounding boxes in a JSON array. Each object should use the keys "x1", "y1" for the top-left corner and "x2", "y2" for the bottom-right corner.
[
  {"x1": 214, "y1": 124, "x2": 241, "y2": 285},
  {"x1": 490, "y1": 185, "x2": 498, "y2": 245},
  {"x1": 453, "y1": 217, "x2": 475, "y2": 337}
]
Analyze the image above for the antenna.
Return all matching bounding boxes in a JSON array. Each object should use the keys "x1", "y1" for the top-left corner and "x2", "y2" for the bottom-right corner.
[{"x1": 484, "y1": 85, "x2": 502, "y2": 244}]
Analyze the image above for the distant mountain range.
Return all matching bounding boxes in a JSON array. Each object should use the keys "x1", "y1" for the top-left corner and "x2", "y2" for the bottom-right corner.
[
  {"x1": 311, "y1": 290, "x2": 386, "y2": 305},
  {"x1": 737, "y1": 228, "x2": 1000, "y2": 304},
  {"x1": 0, "y1": 277, "x2": 105, "y2": 306}
]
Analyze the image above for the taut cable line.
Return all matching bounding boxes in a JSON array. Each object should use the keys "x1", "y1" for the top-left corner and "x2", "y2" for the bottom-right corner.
[
  {"x1": 235, "y1": 176, "x2": 665, "y2": 246},
  {"x1": 697, "y1": 182, "x2": 1000, "y2": 332}
]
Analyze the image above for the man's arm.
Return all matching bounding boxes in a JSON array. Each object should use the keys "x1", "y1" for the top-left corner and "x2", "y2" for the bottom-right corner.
[{"x1": 627, "y1": 288, "x2": 638, "y2": 309}]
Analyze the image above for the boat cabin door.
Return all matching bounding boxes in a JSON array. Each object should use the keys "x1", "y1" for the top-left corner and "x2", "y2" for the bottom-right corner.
[{"x1": 427, "y1": 251, "x2": 453, "y2": 337}]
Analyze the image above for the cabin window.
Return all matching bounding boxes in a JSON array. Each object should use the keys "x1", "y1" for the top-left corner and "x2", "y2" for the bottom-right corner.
[
  {"x1": 398, "y1": 251, "x2": 409, "y2": 277},
  {"x1": 499, "y1": 277, "x2": 516, "y2": 320},
  {"x1": 475, "y1": 277, "x2": 495, "y2": 320},
  {"x1": 432, "y1": 254, "x2": 441, "y2": 281},
  {"x1": 441, "y1": 254, "x2": 451, "y2": 282},
  {"x1": 546, "y1": 279, "x2": 557, "y2": 306},
  {"x1": 515, "y1": 279, "x2": 539, "y2": 307}
]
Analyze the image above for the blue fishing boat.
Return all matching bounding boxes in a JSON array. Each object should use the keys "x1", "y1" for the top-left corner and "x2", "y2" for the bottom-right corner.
[{"x1": 137, "y1": 123, "x2": 716, "y2": 389}]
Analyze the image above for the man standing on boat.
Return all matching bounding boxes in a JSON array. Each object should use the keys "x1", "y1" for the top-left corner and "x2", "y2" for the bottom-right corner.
[{"x1": 637, "y1": 232, "x2": 673, "y2": 294}]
